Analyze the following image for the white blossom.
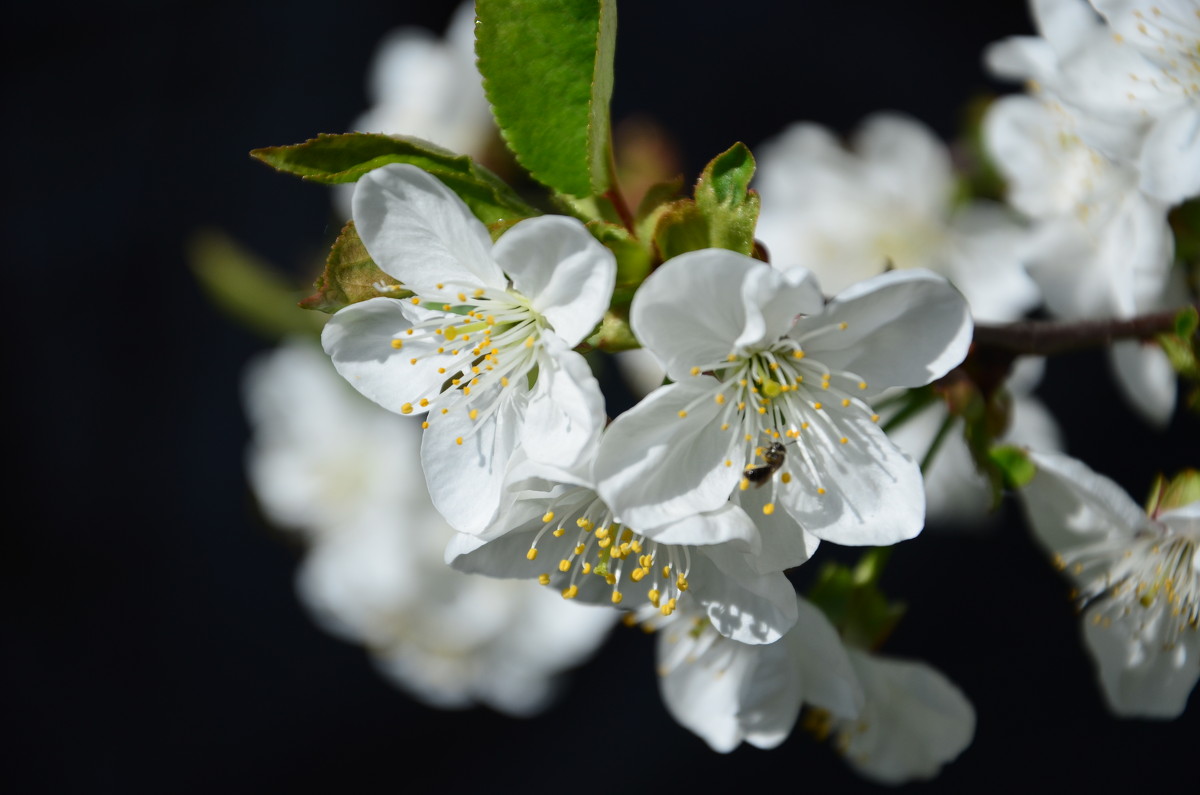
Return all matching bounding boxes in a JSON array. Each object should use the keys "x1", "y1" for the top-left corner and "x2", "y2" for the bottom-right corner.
[
  {"x1": 595, "y1": 250, "x2": 972, "y2": 551},
  {"x1": 242, "y1": 339, "x2": 617, "y2": 716},
  {"x1": 755, "y1": 113, "x2": 1040, "y2": 323},
  {"x1": 1018, "y1": 450, "x2": 1200, "y2": 718},
  {"x1": 323, "y1": 163, "x2": 615, "y2": 534}
]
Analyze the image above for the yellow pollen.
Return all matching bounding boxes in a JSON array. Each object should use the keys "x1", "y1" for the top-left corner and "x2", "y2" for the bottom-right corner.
[
  {"x1": 801, "y1": 422, "x2": 809, "y2": 429},
  {"x1": 487, "y1": 315, "x2": 496, "y2": 325},
  {"x1": 390, "y1": 339, "x2": 403, "y2": 350},
  {"x1": 436, "y1": 283, "x2": 444, "y2": 289},
  {"x1": 442, "y1": 304, "x2": 451, "y2": 311},
  {"x1": 457, "y1": 292, "x2": 467, "y2": 302},
  {"x1": 437, "y1": 367, "x2": 446, "y2": 374},
  {"x1": 715, "y1": 394, "x2": 725, "y2": 405},
  {"x1": 419, "y1": 398, "x2": 429, "y2": 407},
  {"x1": 840, "y1": 437, "x2": 849, "y2": 445},
  {"x1": 768, "y1": 362, "x2": 778, "y2": 370},
  {"x1": 410, "y1": 297, "x2": 420, "y2": 305},
  {"x1": 455, "y1": 436, "x2": 463, "y2": 445},
  {"x1": 562, "y1": 585, "x2": 579, "y2": 600},
  {"x1": 726, "y1": 354, "x2": 737, "y2": 361},
  {"x1": 662, "y1": 565, "x2": 671, "y2": 578},
  {"x1": 406, "y1": 329, "x2": 414, "y2": 335},
  {"x1": 690, "y1": 366, "x2": 701, "y2": 376},
  {"x1": 581, "y1": 562, "x2": 592, "y2": 574},
  {"x1": 838, "y1": 322, "x2": 847, "y2": 330},
  {"x1": 724, "y1": 459, "x2": 732, "y2": 467},
  {"x1": 463, "y1": 387, "x2": 471, "y2": 396},
  {"x1": 793, "y1": 350, "x2": 805, "y2": 359},
  {"x1": 720, "y1": 423, "x2": 730, "y2": 431},
  {"x1": 859, "y1": 381, "x2": 867, "y2": 390},
  {"x1": 469, "y1": 409, "x2": 478, "y2": 420},
  {"x1": 842, "y1": 399, "x2": 851, "y2": 407},
  {"x1": 436, "y1": 347, "x2": 445, "y2": 354},
  {"x1": 676, "y1": 575, "x2": 688, "y2": 592},
  {"x1": 421, "y1": 421, "x2": 429, "y2": 429},
  {"x1": 781, "y1": 472, "x2": 792, "y2": 484},
  {"x1": 574, "y1": 543, "x2": 586, "y2": 555},
  {"x1": 410, "y1": 358, "x2": 418, "y2": 365},
  {"x1": 552, "y1": 528, "x2": 565, "y2": 538},
  {"x1": 400, "y1": 403, "x2": 413, "y2": 415},
  {"x1": 542, "y1": 511, "x2": 555, "y2": 522},
  {"x1": 757, "y1": 406, "x2": 766, "y2": 414},
  {"x1": 558, "y1": 559, "x2": 571, "y2": 573},
  {"x1": 537, "y1": 573, "x2": 550, "y2": 585},
  {"x1": 598, "y1": 537, "x2": 613, "y2": 549},
  {"x1": 871, "y1": 414, "x2": 880, "y2": 423},
  {"x1": 526, "y1": 549, "x2": 539, "y2": 561},
  {"x1": 441, "y1": 408, "x2": 448, "y2": 414},
  {"x1": 611, "y1": 591, "x2": 623, "y2": 605},
  {"x1": 813, "y1": 402, "x2": 823, "y2": 410},
  {"x1": 817, "y1": 487, "x2": 826, "y2": 495},
  {"x1": 763, "y1": 503, "x2": 775, "y2": 515},
  {"x1": 740, "y1": 478, "x2": 750, "y2": 491},
  {"x1": 744, "y1": 433, "x2": 753, "y2": 442},
  {"x1": 738, "y1": 401, "x2": 746, "y2": 411},
  {"x1": 524, "y1": 336, "x2": 535, "y2": 348},
  {"x1": 500, "y1": 377, "x2": 509, "y2": 387},
  {"x1": 678, "y1": 410, "x2": 688, "y2": 418},
  {"x1": 648, "y1": 588, "x2": 661, "y2": 607},
  {"x1": 473, "y1": 288, "x2": 485, "y2": 298},
  {"x1": 630, "y1": 568, "x2": 646, "y2": 582}
]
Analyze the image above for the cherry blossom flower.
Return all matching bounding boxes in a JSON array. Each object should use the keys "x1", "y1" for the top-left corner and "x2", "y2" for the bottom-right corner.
[
  {"x1": 755, "y1": 113, "x2": 1039, "y2": 322},
  {"x1": 323, "y1": 163, "x2": 615, "y2": 534},
  {"x1": 242, "y1": 339, "x2": 617, "y2": 716},
  {"x1": 594, "y1": 250, "x2": 972, "y2": 550},
  {"x1": 1018, "y1": 450, "x2": 1200, "y2": 717}
]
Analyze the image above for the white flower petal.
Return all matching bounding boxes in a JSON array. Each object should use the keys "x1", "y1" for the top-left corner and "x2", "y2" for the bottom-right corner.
[
  {"x1": 353, "y1": 163, "x2": 502, "y2": 296},
  {"x1": 595, "y1": 380, "x2": 742, "y2": 530},
  {"x1": 629, "y1": 250, "x2": 758, "y2": 381},
  {"x1": 422, "y1": 391, "x2": 523, "y2": 535},
  {"x1": 693, "y1": 545, "x2": 799, "y2": 644},
  {"x1": 649, "y1": 502, "x2": 761, "y2": 550},
  {"x1": 795, "y1": 269, "x2": 972, "y2": 393},
  {"x1": 741, "y1": 264, "x2": 824, "y2": 348},
  {"x1": 321, "y1": 297, "x2": 453, "y2": 413},
  {"x1": 1110, "y1": 339, "x2": 1177, "y2": 428},
  {"x1": 493, "y1": 215, "x2": 616, "y2": 347},
  {"x1": 786, "y1": 598, "x2": 864, "y2": 720},
  {"x1": 777, "y1": 411, "x2": 926, "y2": 546},
  {"x1": 1138, "y1": 105, "x2": 1200, "y2": 205},
  {"x1": 839, "y1": 651, "x2": 976, "y2": 785},
  {"x1": 521, "y1": 338, "x2": 606, "y2": 470},
  {"x1": 735, "y1": 481, "x2": 822, "y2": 570},
  {"x1": 657, "y1": 626, "x2": 761, "y2": 752},
  {"x1": 852, "y1": 113, "x2": 953, "y2": 219}
]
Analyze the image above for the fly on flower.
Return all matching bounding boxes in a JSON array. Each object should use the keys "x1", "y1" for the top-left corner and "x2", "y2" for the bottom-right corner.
[
  {"x1": 594, "y1": 249, "x2": 972, "y2": 556},
  {"x1": 322, "y1": 163, "x2": 616, "y2": 534}
]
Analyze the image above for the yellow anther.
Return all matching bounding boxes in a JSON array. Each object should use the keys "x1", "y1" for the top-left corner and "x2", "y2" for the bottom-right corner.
[
  {"x1": 441, "y1": 408, "x2": 449, "y2": 414},
  {"x1": 801, "y1": 422, "x2": 809, "y2": 429},
  {"x1": 442, "y1": 304, "x2": 451, "y2": 311},
  {"x1": 727, "y1": 353, "x2": 737, "y2": 361},
  {"x1": 500, "y1": 377, "x2": 509, "y2": 387},
  {"x1": 598, "y1": 537, "x2": 613, "y2": 549},
  {"x1": 595, "y1": 526, "x2": 609, "y2": 539},
  {"x1": 690, "y1": 366, "x2": 701, "y2": 376},
  {"x1": 562, "y1": 585, "x2": 579, "y2": 599},
  {"x1": 410, "y1": 297, "x2": 420, "y2": 305},
  {"x1": 421, "y1": 421, "x2": 429, "y2": 429},
  {"x1": 793, "y1": 350, "x2": 805, "y2": 359},
  {"x1": 714, "y1": 393, "x2": 725, "y2": 405},
  {"x1": 871, "y1": 414, "x2": 880, "y2": 423},
  {"x1": 630, "y1": 540, "x2": 643, "y2": 553},
  {"x1": 526, "y1": 549, "x2": 539, "y2": 561},
  {"x1": 400, "y1": 403, "x2": 413, "y2": 415},
  {"x1": 842, "y1": 399, "x2": 851, "y2": 407},
  {"x1": 678, "y1": 410, "x2": 688, "y2": 419},
  {"x1": 473, "y1": 288, "x2": 485, "y2": 298},
  {"x1": 456, "y1": 292, "x2": 466, "y2": 302},
  {"x1": 487, "y1": 315, "x2": 496, "y2": 325},
  {"x1": 648, "y1": 588, "x2": 661, "y2": 607},
  {"x1": 763, "y1": 503, "x2": 775, "y2": 515},
  {"x1": 410, "y1": 358, "x2": 418, "y2": 365},
  {"x1": 419, "y1": 398, "x2": 429, "y2": 407},
  {"x1": 781, "y1": 472, "x2": 792, "y2": 484},
  {"x1": 538, "y1": 573, "x2": 550, "y2": 585},
  {"x1": 406, "y1": 329, "x2": 414, "y2": 335},
  {"x1": 437, "y1": 367, "x2": 446, "y2": 374},
  {"x1": 436, "y1": 347, "x2": 445, "y2": 354},
  {"x1": 455, "y1": 436, "x2": 463, "y2": 445},
  {"x1": 463, "y1": 387, "x2": 471, "y2": 396},
  {"x1": 859, "y1": 381, "x2": 868, "y2": 390},
  {"x1": 817, "y1": 487, "x2": 826, "y2": 495},
  {"x1": 676, "y1": 575, "x2": 689, "y2": 592},
  {"x1": 740, "y1": 478, "x2": 750, "y2": 491},
  {"x1": 769, "y1": 362, "x2": 779, "y2": 370},
  {"x1": 738, "y1": 401, "x2": 746, "y2": 411},
  {"x1": 469, "y1": 409, "x2": 478, "y2": 421},
  {"x1": 524, "y1": 336, "x2": 535, "y2": 348},
  {"x1": 390, "y1": 339, "x2": 404, "y2": 350},
  {"x1": 721, "y1": 423, "x2": 730, "y2": 431},
  {"x1": 757, "y1": 406, "x2": 767, "y2": 414},
  {"x1": 724, "y1": 459, "x2": 732, "y2": 467},
  {"x1": 436, "y1": 283, "x2": 444, "y2": 289},
  {"x1": 553, "y1": 527, "x2": 565, "y2": 538},
  {"x1": 558, "y1": 559, "x2": 571, "y2": 573},
  {"x1": 581, "y1": 562, "x2": 592, "y2": 574},
  {"x1": 630, "y1": 567, "x2": 646, "y2": 582},
  {"x1": 662, "y1": 565, "x2": 672, "y2": 578},
  {"x1": 838, "y1": 322, "x2": 848, "y2": 330},
  {"x1": 813, "y1": 402, "x2": 823, "y2": 410},
  {"x1": 542, "y1": 511, "x2": 555, "y2": 523},
  {"x1": 840, "y1": 437, "x2": 849, "y2": 445},
  {"x1": 604, "y1": 574, "x2": 616, "y2": 586},
  {"x1": 574, "y1": 543, "x2": 585, "y2": 555},
  {"x1": 611, "y1": 591, "x2": 624, "y2": 605}
]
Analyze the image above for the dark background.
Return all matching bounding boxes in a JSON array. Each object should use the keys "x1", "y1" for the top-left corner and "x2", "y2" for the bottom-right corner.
[{"x1": 5, "y1": 1, "x2": 1197, "y2": 792}]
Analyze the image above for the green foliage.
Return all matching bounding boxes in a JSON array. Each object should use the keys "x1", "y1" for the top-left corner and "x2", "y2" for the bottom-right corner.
[
  {"x1": 1145, "y1": 469, "x2": 1200, "y2": 517},
  {"x1": 299, "y1": 221, "x2": 407, "y2": 314},
  {"x1": 187, "y1": 229, "x2": 324, "y2": 340},
  {"x1": 807, "y1": 549, "x2": 906, "y2": 652},
  {"x1": 1158, "y1": 305, "x2": 1200, "y2": 414},
  {"x1": 653, "y1": 143, "x2": 761, "y2": 260},
  {"x1": 250, "y1": 133, "x2": 537, "y2": 224},
  {"x1": 476, "y1": 0, "x2": 617, "y2": 199},
  {"x1": 988, "y1": 445, "x2": 1036, "y2": 489}
]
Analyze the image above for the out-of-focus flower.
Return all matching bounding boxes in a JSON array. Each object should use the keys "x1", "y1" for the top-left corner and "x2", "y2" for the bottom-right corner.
[
  {"x1": 323, "y1": 164, "x2": 615, "y2": 534},
  {"x1": 1018, "y1": 450, "x2": 1200, "y2": 718},
  {"x1": 595, "y1": 250, "x2": 972, "y2": 551},
  {"x1": 243, "y1": 339, "x2": 616, "y2": 716},
  {"x1": 754, "y1": 113, "x2": 1040, "y2": 323}
]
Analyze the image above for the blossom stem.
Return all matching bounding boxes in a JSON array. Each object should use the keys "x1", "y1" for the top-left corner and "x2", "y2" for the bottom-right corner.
[{"x1": 971, "y1": 303, "x2": 1198, "y2": 356}]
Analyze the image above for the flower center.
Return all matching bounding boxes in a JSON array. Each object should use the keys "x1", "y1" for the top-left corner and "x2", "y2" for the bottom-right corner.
[{"x1": 524, "y1": 489, "x2": 693, "y2": 616}]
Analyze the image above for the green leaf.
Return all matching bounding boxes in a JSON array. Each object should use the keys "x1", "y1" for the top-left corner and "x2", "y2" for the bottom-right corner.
[
  {"x1": 586, "y1": 220, "x2": 651, "y2": 304},
  {"x1": 806, "y1": 551, "x2": 906, "y2": 652},
  {"x1": 988, "y1": 445, "x2": 1036, "y2": 489},
  {"x1": 476, "y1": 0, "x2": 617, "y2": 198},
  {"x1": 250, "y1": 133, "x2": 537, "y2": 224},
  {"x1": 652, "y1": 199, "x2": 710, "y2": 262},
  {"x1": 1174, "y1": 305, "x2": 1199, "y2": 340},
  {"x1": 1145, "y1": 469, "x2": 1200, "y2": 517},
  {"x1": 299, "y1": 221, "x2": 408, "y2": 314},
  {"x1": 187, "y1": 229, "x2": 325, "y2": 340},
  {"x1": 693, "y1": 142, "x2": 760, "y2": 256}
]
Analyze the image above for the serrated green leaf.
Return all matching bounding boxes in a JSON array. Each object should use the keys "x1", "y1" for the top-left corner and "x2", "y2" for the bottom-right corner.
[
  {"x1": 988, "y1": 445, "x2": 1036, "y2": 489},
  {"x1": 299, "y1": 221, "x2": 408, "y2": 314},
  {"x1": 476, "y1": 0, "x2": 616, "y2": 198},
  {"x1": 187, "y1": 229, "x2": 325, "y2": 340},
  {"x1": 250, "y1": 133, "x2": 536, "y2": 224}
]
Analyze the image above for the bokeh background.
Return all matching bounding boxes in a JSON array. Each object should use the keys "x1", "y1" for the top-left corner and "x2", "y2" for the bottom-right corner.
[{"x1": 6, "y1": 0, "x2": 1197, "y2": 791}]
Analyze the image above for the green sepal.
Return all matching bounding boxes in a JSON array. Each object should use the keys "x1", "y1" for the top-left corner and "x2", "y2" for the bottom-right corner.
[
  {"x1": 988, "y1": 445, "x2": 1036, "y2": 489},
  {"x1": 1145, "y1": 469, "x2": 1200, "y2": 517},
  {"x1": 299, "y1": 221, "x2": 408, "y2": 314},
  {"x1": 806, "y1": 549, "x2": 906, "y2": 652},
  {"x1": 250, "y1": 133, "x2": 537, "y2": 225},
  {"x1": 652, "y1": 199, "x2": 711, "y2": 263},
  {"x1": 475, "y1": 0, "x2": 617, "y2": 198},
  {"x1": 584, "y1": 310, "x2": 639, "y2": 352},
  {"x1": 587, "y1": 220, "x2": 652, "y2": 307},
  {"x1": 187, "y1": 229, "x2": 326, "y2": 340},
  {"x1": 651, "y1": 144, "x2": 761, "y2": 260}
]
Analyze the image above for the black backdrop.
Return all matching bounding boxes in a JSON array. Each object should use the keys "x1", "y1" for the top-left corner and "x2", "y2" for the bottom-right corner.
[{"x1": 5, "y1": 1, "x2": 1197, "y2": 792}]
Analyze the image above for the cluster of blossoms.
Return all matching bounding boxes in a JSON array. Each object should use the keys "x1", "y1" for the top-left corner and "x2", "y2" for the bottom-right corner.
[{"x1": 233, "y1": 0, "x2": 1198, "y2": 784}]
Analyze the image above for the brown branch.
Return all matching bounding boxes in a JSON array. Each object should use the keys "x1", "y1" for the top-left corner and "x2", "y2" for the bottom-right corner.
[{"x1": 972, "y1": 304, "x2": 1198, "y2": 356}]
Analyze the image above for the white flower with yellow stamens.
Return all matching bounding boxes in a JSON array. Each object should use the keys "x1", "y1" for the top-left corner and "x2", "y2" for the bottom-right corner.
[
  {"x1": 594, "y1": 250, "x2": 972, "y2": 550},
  {"x1": 447, "y1": 445, "x2": 806, "y2": 645},
  {"x1": 323, "y1": 163, "x2": 616, "y2": 534},
  {"x1": 1018, "y1": 450, "x2": 1200, "y2": 718}
]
